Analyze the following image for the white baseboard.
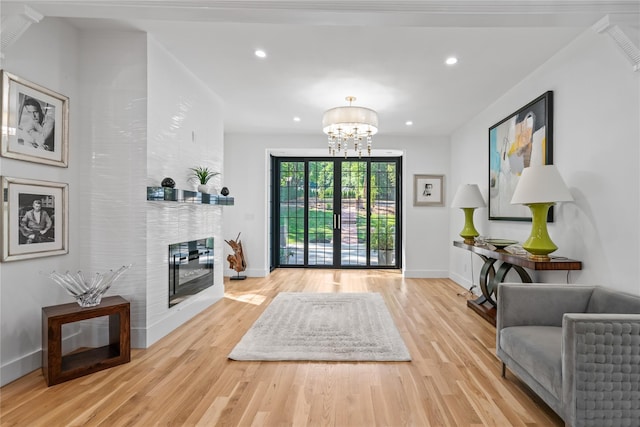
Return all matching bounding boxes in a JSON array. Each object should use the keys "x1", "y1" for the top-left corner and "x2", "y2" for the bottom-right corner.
[
  {"x1": 131, "y1": 326, "x2": 147, "y2": 349},
  {"x1": 449, "y1": 271, "x2": 472, "y2": 288},
  {"x1": 1, "y1": 291, "x2": 225, "y2": 386},
  {"x1": 403, "y1": 269, "x2": 448, "y2": 278},
  {"x1": 1, "y1": 349, "x2": 41, "y2": 387},
  {"x1": 224, "y1": 268, "x2": 268, "y2": 278},
  {"x1": 449, "y1": 272, "x2": 481, "y2": 296},
  {"x1": 1, "y1": 327, "x2": 108, "y2": 387},
  {"x1": 143, "y1": 293, "x2": 223, "y2": 348}
]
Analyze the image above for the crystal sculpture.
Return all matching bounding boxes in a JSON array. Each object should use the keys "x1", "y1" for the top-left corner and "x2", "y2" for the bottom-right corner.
[{"x1": 48, "y1": 265, "x2": 131, "y2": 307}]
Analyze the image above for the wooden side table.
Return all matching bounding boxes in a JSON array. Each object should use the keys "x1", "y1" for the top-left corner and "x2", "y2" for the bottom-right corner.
[
  {"x1": 453, "y1": 241, "x2": 582, "y2": 325},
  {"x1": 42, "y1": 295, "x2": 130, "y2": 386}
]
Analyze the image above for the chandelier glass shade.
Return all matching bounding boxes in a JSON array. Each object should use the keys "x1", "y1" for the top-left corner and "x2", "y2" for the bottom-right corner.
[{"x1": 322, "y1": 96, "x2": 378, "y2": 157}]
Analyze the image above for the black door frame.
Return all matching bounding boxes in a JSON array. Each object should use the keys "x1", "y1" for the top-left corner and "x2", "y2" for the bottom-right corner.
[{"x1": 270, "y1": 155, "x2": 402, "y2": 270}]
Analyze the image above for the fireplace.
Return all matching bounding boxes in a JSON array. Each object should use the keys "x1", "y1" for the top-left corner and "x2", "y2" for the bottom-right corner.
[{"x1": 168, "y1": 237, "x2": 214, "y2": 307}]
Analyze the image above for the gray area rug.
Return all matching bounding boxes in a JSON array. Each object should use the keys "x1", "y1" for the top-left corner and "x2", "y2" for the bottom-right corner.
[{"x1": 228, "y1": 292, "x2": 411, "y2": 361}]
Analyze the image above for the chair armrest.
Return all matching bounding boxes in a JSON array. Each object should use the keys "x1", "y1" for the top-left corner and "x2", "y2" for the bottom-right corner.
[
  {"x1": 497, "y1": 283, "x2": 594, "y2": 330},
  {"x1": 562, "y1": 314, "x2": 640, "y2": 427}
]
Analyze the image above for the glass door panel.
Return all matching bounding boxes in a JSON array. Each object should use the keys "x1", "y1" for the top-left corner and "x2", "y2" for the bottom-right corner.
[
  {"x1": 340, "y1": 161, "x2": 368, "y2": 266},
  {"x1": 274, "y1": 157, "x2": 400, "y2": 269},
  {"x1": 370, "y1": 162, "x2": 397, "y2": 266},
  {"x1": 278, "y1": 161, "x2": 304, "y2": 265},
  {"x1": 308, "y1": 161, "x2": 334, "y2": 266}
]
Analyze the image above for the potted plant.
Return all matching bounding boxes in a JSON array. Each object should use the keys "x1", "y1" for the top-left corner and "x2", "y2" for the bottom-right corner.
[
  {"x1": 189, "y1": 166, "x2": 219, "y2": 193},
  {"x1": 371, "y1": 222, "x2": 395, "y2": 265}
]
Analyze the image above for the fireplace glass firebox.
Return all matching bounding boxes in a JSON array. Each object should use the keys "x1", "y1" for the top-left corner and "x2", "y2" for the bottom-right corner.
[{"x1": 168, "y1": 237, "x2": 214, "y2": 307}]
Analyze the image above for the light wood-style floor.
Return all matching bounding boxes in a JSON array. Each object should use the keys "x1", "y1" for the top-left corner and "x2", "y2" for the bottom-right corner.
[{"x1": 0, "y1": 269, "x2": 562, "y2": 426}]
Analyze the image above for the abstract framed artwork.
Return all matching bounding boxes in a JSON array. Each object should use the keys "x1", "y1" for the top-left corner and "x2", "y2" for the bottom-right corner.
[
  {"x1": 1, "y1": 70, "x2": 69, "y2": 167},
  {"x1": 414, "y1": 174, "x2": 444, "y2": 206},
  {"x1": 1, "y1": 176, "x2": 69, "y2": 262},
  {"x1": 488, "y1": 91, "x2": 553, "y2": 221}
]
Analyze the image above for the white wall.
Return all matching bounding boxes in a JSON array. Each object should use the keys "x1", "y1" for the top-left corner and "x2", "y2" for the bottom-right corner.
[
  {"x1": 144, "y1": 37, "x2": 225, "y2": 347},
  {"x1": 449, "y1": 28, "x2": 640, "y2": 295},
  {"x1": 0, "y1": 20, "x2": 227, "y2": 386},
  {"x1": 0, "y1": 18, "x2": 82, "y2": 387},
  {"x1": 76, "y1": 29, "x2": 149, "y2": 346},
  {"x1": 223, "y1": 133, "x2": 451, "y2": 278},
  {"x1": 399, "y1": 135, "x2": 451, "y2": 278}
]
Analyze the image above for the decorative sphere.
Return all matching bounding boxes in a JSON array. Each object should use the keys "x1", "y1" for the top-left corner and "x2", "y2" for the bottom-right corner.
[
  {"x1": 221, "y1": 187, "x2": 230, "y2": 196},
  {"x1": 161, "y1": 177, "x2": 175, "y2": 188}
]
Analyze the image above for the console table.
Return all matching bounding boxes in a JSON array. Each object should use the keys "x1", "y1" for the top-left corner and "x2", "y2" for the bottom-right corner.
[
  {"x1": 453, "y1": 241, "x2": 582, "y2": 325},
  {"x1": 42, "y1": 296, "x2": 130, "y2": 386}
]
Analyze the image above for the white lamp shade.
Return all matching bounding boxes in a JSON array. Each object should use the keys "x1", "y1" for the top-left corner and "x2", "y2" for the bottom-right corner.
[
  {"x1": 322, "y1": 106, "x2": 379, "y2": 135},
  {"x1": 511, "y1": 165, "x2": 573, "y2": 204},
  {"x1": 451, "y1": 184, "x2": 486, "y2": 208}
]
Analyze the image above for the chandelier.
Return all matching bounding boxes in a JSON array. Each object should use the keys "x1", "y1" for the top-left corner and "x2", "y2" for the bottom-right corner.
[{"x1": 322, "y1": 96, "x2": 378, "y2": 157}]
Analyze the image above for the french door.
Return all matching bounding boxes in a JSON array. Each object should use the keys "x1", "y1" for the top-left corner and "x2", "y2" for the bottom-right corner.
[{"x1": 272, "y1": 157, "x2": 401, "y2": 269}]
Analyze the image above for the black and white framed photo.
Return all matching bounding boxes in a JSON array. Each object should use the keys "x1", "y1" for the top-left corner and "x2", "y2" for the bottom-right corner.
[
  {"x1": 413, "y1": 174, "x2": 444, "y2": 206},
  {"x1": 1, "y1": 176, "x2": 68, "y2": 262},
  {"x1": 1, "y1": 70, "x2": 69, "y2": 167}
]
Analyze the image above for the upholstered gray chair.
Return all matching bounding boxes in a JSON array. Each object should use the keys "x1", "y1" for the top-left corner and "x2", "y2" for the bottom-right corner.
[{"x1": 496, "y1": 283, "x2": 640, "y2": 427}]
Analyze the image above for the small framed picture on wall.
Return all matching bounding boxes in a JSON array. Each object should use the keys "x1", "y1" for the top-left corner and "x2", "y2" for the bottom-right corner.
[
  {"x1": 1, "y1": 70, "x2": 69, "y2": 167},
  {"x1": 1, "y1": 176, "x2": 69, "y2": 262},
  {"x1": 414, "y1": 174, "x2": 444, "y2": 206}
]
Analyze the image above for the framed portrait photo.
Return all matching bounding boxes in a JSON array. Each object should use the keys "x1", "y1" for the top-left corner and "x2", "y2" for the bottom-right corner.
[
  {"x1": 414, "y1": 174, "x2": 444, "y2": 206},
  {"x1": 1, "y1": 176, "x2": 68, "y2": 262},
  {"x1": 488, "y1": 91, "x2": 553, "y2": 221},
  {"x1": 1, "y1": 70, "x2": 69, "y2": 167}
]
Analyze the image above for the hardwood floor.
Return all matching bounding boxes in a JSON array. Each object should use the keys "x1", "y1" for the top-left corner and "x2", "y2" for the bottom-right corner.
[{"x1": 0, "y1": 269, "x2": 562, "y2": 426}]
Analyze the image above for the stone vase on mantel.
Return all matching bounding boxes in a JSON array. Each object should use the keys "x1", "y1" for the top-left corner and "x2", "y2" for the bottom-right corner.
[{"x1": 197, "y1": 184, "x2": 209, "y2": 193}]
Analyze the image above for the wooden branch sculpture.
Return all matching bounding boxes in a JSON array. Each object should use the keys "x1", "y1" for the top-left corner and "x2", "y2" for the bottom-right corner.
[{"x1": 225, "y1": 233, "x2": 247, "y2": 278}]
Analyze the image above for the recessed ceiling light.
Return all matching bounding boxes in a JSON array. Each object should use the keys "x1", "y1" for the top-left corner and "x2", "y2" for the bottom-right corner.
[
  {"x1": 255, "y1": 49, "x2": 267, "y2": 58},
  {"x1": 293, "y1": 116, "x2": 301, "y2": 122},
  {"x1": 405, "y1": 120, "x2": 413, "y2": 126},
  {"x1": 445, "y1": 57, "x2": 458, "y2": 65}
]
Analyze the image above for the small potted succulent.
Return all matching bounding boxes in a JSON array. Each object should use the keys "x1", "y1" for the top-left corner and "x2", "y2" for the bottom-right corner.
[{"x1": 189, "y1": 166, "x2": 219, "y2": 193}]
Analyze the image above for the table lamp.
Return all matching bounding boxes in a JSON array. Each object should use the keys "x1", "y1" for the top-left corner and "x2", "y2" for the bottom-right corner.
[
  {"x1": 510, "y1": 165, "x2": 573, "y2": 260},
  {"x1": 451, "y1": 184, "x2": 486, "y2": 244}
]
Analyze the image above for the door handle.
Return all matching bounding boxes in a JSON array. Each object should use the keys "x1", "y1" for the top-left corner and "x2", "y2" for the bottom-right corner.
[
  {"x1": 334, "y1": 214, "x2": 341, "y2": 230},
  {"x1": 337, "y1": 214, "x2": 341, "y2": 230}
]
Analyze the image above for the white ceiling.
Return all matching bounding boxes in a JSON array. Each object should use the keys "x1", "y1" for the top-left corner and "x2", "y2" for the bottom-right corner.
[{"x1": 4, "y1": 1, "x2": 640, "y2": 137}]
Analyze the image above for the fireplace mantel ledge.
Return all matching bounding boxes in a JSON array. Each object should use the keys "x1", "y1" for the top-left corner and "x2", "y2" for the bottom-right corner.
[{"x1": 146, "y1": 187, "x2": 234, "y2": 205}]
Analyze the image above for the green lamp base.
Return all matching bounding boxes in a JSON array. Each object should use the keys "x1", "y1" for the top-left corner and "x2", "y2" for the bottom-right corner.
[
  {"x1": 522, "y1": 202, "x2": 557, "y2": 261},
  {"x1": 459, "y1": 207, "x2": 479, "y2": 245}
]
